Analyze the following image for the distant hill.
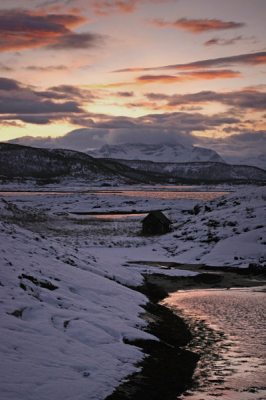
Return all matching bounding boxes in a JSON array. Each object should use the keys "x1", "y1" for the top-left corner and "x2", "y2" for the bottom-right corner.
[
  {"x1": 0, "y1": 143, "x2": 154, "y2": 185},
  {"x1": 86, "y1": 143, "x2": 226, "y2": 163},
  {"x1": 111, "y1": 159, "x2": 266, "y2": 183},
  {"x1": 1, "y1": 143, "x2": 266, "y2": 185}
]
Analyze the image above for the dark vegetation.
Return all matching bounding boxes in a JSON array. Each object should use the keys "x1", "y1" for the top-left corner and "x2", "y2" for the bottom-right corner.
[
  {"x1": 116, "y1": 158, "x2": 266, "y2": 184},
  {"x1": 0, "y1": 143, "x2": 156, "y2": 184}
]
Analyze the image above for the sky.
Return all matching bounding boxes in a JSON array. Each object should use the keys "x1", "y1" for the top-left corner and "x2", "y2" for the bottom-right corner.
[{"x1": 0, "y1": 0, "x2": 266, "y2": 161}]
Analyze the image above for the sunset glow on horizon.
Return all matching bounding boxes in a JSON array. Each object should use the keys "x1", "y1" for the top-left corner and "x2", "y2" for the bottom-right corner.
[{"x1": 0, "y1": 0, "x2": 266, "y2": 160}]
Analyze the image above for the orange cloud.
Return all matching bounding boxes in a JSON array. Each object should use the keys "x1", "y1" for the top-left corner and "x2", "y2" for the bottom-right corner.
[
  {"x1": 88, "y1": 69, "x2": 241, "y2": 89},
  {"x1": 0, "y1": 10, "x2": 92, "y2": 52},
  {"x1": 136, "y1": 70, "x2": 241, "y2": 84},
  {"x1": 43, "y1": 0, "x2": 170, "y2": 17},
  {"x1": 89, "y1": 0, "x2": 170, "y2": 16},
  {"x1": 136, "y1": 74, "x2": 181, "y2": 84},
  {"x1": 149, "y1": 18, "x2": 245, "y2": 33}
]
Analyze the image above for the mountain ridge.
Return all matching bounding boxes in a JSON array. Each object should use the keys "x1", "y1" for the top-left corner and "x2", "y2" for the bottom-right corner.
[
  {"x1": 1, "y1": 142, "x2": 266, "y2": 185},
  {"x1": 86, "y1": 143, "x2": 226, "y2": 164}
]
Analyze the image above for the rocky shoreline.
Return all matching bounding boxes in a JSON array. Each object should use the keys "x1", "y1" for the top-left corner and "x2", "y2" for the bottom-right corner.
[{"x1": 105, "y1": 263, "x2": 266, "y2": 400}]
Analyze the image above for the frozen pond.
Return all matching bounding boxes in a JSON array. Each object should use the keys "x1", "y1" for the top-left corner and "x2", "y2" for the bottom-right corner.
[{"x1": 162, "y1": 287, "x2": 266, "y2": 399}]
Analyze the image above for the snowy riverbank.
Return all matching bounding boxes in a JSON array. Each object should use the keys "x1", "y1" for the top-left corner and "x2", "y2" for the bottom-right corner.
[{"x1": 0, "y1": 185, "x2": 265, "y2": 399}]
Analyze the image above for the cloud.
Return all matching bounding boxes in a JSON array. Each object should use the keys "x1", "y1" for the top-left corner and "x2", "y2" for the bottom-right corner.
[
  {"x1": 113, "y1": 51, "x2": 266, "y2": 73},
  {"x1": 7, "y1": 128, "x2": 110, "y2": 150},
  {"x1": 0, "y1": 77, "x2": 21, "y2": 91},
  {"x1": 145, "y1": 89, "x2": 266, "y2": 111},
  {"x1": 7, "y1": 127, "x2": 196, "y2": 150},
  {"x1": 7, "y1": 123, "x2": 266, "y2": 162},
  {"x1": 149, "y1": 18, "x2": 245, "y2": 34},
  {"x1": 24, "y1": 65, "x2": 68, "y2": 71},
  {"x1": 0, "y1": 9, "x2": 106, "y2": 52},
  {"x1": 204, "y1": 36, "x2": 258, "y2": 47},
  {"x1": 0, "y1": 77, "x2": 87, "y2": 125},
  {"x1": 0, "y1": 99, "x2": 83, "y2": 115},
  {"x1": 115, "y1": 91, "x2": 135, "y2": 97},
  {"x1": 95, "y1": 69, "x2": 241, "y2": 89},
  {"x1": 136, "y1": 70, "x2": 241, "y2": 84},
  {"x1": 45, "y1": 32, "x2": 106, "y2": 50},
  {"x1": 68, "y1": 110, "x2": 240, "y2": 132},
  {"x1": 34, "y1": 84, "x2": 97, "y2": 101},
  {"x1": 198, "y1": 131, "x2": 266, "y2": 161},
  {"x1": 40, "y1": 0, "x2": 171, "y2": 17},
  {"x1": 0, "y1": 63, "x2": 13, "y2": 71}
]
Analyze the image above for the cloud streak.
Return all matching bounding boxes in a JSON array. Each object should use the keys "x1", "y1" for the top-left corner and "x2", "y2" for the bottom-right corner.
[
  {"x1": 136, "y1": 70, "x2": 241, "y2": 84},
  {"x1": 24, "y1": 65, "x2": 68, "y2": 71},
  {"x1": 204, "y1": 36, "x2": 257, "y2": 47},
  {"x1": 113, "y1": 51, "x2": 266, "y2": 73},
  {"x1": 149, "y1": 18, "x2": 245, "y2": 34},
  {"x1": 92, "y1": 69, "x2": 241, "y2": 89}
]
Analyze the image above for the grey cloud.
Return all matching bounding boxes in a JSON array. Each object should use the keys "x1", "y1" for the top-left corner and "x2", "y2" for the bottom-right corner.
[
  {"x1": 34, "y1": 85, "x2": 96, "y2": 101},
  {"x1": 45, "y1": 32, "x2": 106, "y2": 50},
  {"x1": 204, "y1": 36, "x2": 258, "y2": 47},
  {"x1": 68, "y1": 110, "x2": 240, "y2": 133},
  {"x1": 196, "y1": 131, "x2": 266, "y2": 162},
  {"x1": 0, "y1": 77, "x2": 21, "y2": 91},
  {"x1": 145, "y1": 89, "x2": 266, "y2": 111},
  {"x1": 116, "y1": 91, "x2": 135, "y2": 97},
  {"x1": 0, "y1": 78, "x2": 93, "y2": 125},
  {"x1": 7, "y1": 128, "x2": 266, "y2": 162},
  {"x1": 0, "y1": 63, "x2": 13, "y2": 71},
  {"x1": 25, "y1": 65, "x2": 68, "y2": 71},
  {"x1": 8, "y1": 128, "x2": 110, "y2": 151},
  {"x1": 114, "y1": 51, "x2": 266, "y2": 73},
  {"x1": 0, "y1": 99, "x2": 83, "y2": 114}
]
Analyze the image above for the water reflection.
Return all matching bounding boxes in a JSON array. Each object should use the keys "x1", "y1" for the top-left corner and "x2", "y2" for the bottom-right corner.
[
  {"x1": 162, "y1": 287, "x2": 266, "y2": 399},
  {"x1": 97, "y1": 190, "x2": 229, "y2": 201},
  {"x1": 88, "y1": 214, "x2": 146, "y2": 219},
  {"x1": 0, "y1": 189, "x2": 229, "y2": 201}
]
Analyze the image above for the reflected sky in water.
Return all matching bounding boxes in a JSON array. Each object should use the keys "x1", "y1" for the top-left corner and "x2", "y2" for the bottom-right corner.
[{"x1": 162, "y1": 287, "x2": 266, "y2": 399}]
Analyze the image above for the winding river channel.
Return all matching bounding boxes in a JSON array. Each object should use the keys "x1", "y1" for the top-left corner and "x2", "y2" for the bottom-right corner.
[{"x1": 163, "y1": 286, "x2": 266, "y2": 400}]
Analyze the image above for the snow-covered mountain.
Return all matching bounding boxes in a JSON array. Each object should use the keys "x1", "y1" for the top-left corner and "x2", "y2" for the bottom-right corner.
[
  {"x1": 237, "y1": 154, "x2": 266, "y2": 171},
  {"x1": 1, "y1": 143, "x2": 266, "y2": 186},
  {"x1": 86, "y1": 143, "x2": 226, "y2": 163}
]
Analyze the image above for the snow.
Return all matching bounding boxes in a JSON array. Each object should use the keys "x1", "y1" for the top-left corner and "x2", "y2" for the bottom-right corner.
[
  {"x1": 155, "y1": 186, "x2": 266, "y2": 267},
  {"x1": 237, "y1": 154, "x2": 266, "y2": 171},
  {"x1": 86, "y1": 143, "x2": 225, "y2": 163},
  {"x1": 0, "y1": 184, "x2": 265, "y2": 399}
]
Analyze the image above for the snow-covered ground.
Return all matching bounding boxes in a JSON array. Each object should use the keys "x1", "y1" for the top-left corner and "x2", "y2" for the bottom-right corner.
[{"x1": 0, "y1": 185, "x2": 265, "y2": 399}]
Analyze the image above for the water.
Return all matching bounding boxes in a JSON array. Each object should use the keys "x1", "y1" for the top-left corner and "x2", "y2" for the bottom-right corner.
[
  {"x1": 162, "y1": 287, "x2": 266, "y2": 399},
  {"x1": 0, "y1": 189, "x2": 229, "y2": 201},
  {"x1": 0, "y1": 191, "x2": 73, "y2": 196},
  {"x1": 97, "y1": 190, "x2": 229, "y2": 201},
  {"x1": 88, "y1": 213, "x2": 145, "y2": 219}
]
